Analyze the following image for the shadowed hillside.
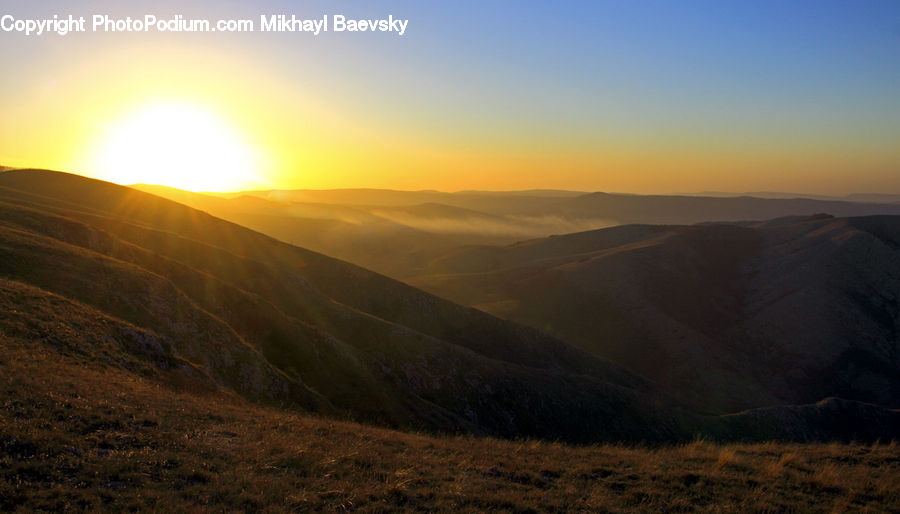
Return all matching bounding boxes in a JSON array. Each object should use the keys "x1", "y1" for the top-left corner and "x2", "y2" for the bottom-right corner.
[
  {"x1": 409, "y1": 215, "x2": 900, "y2": 414},
  {"x1": 4, "y1": 316, "x2": 897, "y2": 511},
  {"x1": 0, "y1": 169, "x2": 683, "y2": 443},
  {"x1": 2, "y1": 169, "x2": 898, "y2": 446}
]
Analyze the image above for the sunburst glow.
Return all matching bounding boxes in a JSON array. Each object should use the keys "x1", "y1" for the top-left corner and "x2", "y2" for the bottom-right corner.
[{"x1": 90, "y1": 102, "x2": 261, "y2": 191}]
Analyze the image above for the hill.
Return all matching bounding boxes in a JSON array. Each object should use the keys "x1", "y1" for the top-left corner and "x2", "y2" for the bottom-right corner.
[
  {"x1": 2, "y1": 169, "x2": 898, "y2": 446},
  {"x1": 134, "y1": 185, "x2": 900, "y2": 280},
  {"x1": 131, "y1": 185, "x2": 534, "y2": 278},
  {"x1": 408, "y1": 215, "x2": 900, "y2": 414},
  {"x1": 3, "y1": 321, "x2": 898, "y2": 511},
  {"x1": 0, "y1": 169, "x2": 685, "y2": 443},
  {"x1": 2, "y1": 169, "x2": 899, "y2": 510}
]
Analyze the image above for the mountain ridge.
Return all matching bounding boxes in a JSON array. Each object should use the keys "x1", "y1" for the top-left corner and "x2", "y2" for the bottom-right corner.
[
  {"x1": 131, "y1": 181, "x2": 900, "y2": 279},
  {"x1": 0, "y1": 169, "x2": 679, "y2": 442},
  {"x1": 408, "y1": 214, "x2": 900, "y2": 415},
  {"x1": 2, "y1": 169, "x2": 898, "y2": 444}
]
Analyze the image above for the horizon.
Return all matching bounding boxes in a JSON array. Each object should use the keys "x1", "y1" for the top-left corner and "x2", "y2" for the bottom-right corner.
[{"x1": 5, "y1": 167, "x2": 900, "y2": 198}]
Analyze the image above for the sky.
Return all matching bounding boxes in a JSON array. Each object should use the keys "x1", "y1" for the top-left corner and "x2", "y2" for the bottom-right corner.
[{"x1": 0, "y1": 0, "x2": 898, "y2": 193}]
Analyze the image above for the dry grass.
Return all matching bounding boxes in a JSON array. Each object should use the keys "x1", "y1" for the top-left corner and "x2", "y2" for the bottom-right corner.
[{"x1": 2, "y1": 336, "x2": 898, "y2": 512}]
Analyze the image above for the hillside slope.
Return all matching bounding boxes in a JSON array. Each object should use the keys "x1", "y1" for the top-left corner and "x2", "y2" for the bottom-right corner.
[
  {"x1": 4, "y1": 312, "x2": 897, "y2": 511},
  {"x1": 3, "y1": 170, "x2": 897, "y2": 444},
  {"x1": 0, "y1": 169, "x2": 680, "y2": 443},
  {"x1": 409, "y1": 215, "x2": 900, "y2": 414}
]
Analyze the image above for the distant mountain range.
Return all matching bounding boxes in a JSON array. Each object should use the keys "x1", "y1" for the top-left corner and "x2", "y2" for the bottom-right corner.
[
  {"x1": 133, "y1": 184, "x2": 900, "y2": 279},
  {"x1": 687, "y1": 191, "x2": 900, "y2": 204},
  {"x1": 1, "y1": 169, "x2": 898, "y2": 443}
]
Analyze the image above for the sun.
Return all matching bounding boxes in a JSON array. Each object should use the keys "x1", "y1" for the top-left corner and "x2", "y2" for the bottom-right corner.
[{"x1": 90, "y1": 102, "x2": 262, "y2": 192}]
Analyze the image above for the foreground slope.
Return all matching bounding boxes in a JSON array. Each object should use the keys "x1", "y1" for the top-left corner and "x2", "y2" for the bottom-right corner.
[
  {"x1": 0, "y1": 169, "x2": 679, "y2": 443},
  {"x1": 4, "y1": 315, "x2": 898, "y2": 511},
  {"x1": 409, "y1": 215, "x2": 900, "y2": 414}
]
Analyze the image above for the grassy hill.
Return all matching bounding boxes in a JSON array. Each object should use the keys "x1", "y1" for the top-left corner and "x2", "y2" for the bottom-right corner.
[
  {"x1": 2, "y1": 286, "x2": 897, "y2": 511},
  {"x1": 3, "y1": 170, "x2": 898, "y2": 441},
  {"x1": 408, "y1": 216, "x2": 900, "y2": 414},
  {"x1": 0, "y1": 169, "x2": 686, "y2": 443},
  {"x1": 2, "y1": 169, "x2": 899, "y2": 510}
]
